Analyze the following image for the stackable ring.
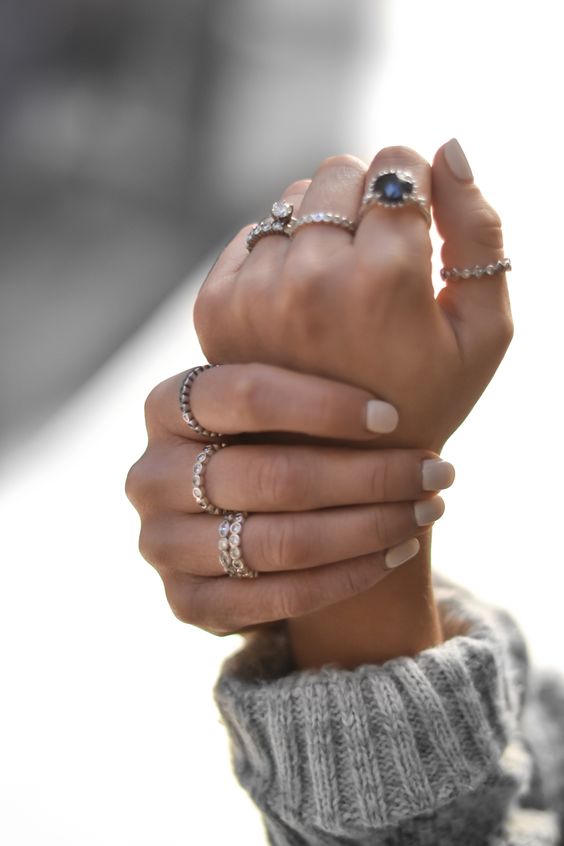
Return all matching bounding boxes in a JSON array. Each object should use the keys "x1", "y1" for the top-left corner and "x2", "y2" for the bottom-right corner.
[
  {"x1": 179, "y1": 365, "x2": 222, "y2": 439},
  {"x1": 440, "y1": 258, "x2": 512, "y2": 281},
  {"x1": 246, "y1": 201, "x2": 296, "y2": 252},
  {"x1": 289, "y1": 212, "x2": 357, "y2": 237},
  {"x1": 192, "y1": 443, "x2": 227, "y2": 515},
  {"x1": 218, "y1": 512, "x2": 258, "y2": 579},
  {"x1": 360, "y1": 170, "x2": 432, "y2": 227}
]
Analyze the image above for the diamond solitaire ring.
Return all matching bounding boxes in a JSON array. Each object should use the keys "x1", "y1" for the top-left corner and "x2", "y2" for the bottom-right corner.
[{"x1": 246, "y1": 201, "x2": 296, "y2": 252}]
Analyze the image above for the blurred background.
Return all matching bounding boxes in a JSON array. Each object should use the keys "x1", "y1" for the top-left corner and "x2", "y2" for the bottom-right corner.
[
  {"x1": 1, "y1": 1, "x2": 562, "y2": 844},
  {"x1": 0, "y1": 0, "x2": 375, "y2": 453}
]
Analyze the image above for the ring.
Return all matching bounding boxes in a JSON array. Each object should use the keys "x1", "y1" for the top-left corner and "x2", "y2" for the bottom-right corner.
[
  {"x1": 289, "y1": 212, "x2": 357, "y2": 237},
  {"x1": 218, "y1": 512, "x2": 258, "y2": 579},
  {"x1": 440, "y1": 258, "x2": 512, "y2": 281},
  {"x1": 360, "y1": 170, "x2": 432, "y2": 227},
  {"x1": 246, "y1": 201, "x2": 296, "y2": 252},
  {"x1": 192, "y1": 443, "x2": 227, "y2": 515},
  {"x1": 179, "y1": 366, "x2": 222, "y2": 439}
]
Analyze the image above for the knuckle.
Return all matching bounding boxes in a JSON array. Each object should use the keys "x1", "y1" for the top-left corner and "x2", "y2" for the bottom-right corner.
[
  {"x1": 163, "y1": 576, "x2": 203, "y2": 626},
  {"x1": 124, "y1": 456, "x2": 146, "y2": 509},
  {"x1": 372, "y1": 504, "x2": 392, "y2": 547},
  {"x1": 228, "y1": 368, "x2": 265, "y2": 425},
  {"x1": 253, "y1": 451, "x2": 299, "y2": 509},
  {"x1": 284, "y1": 245, "x2": 330, "y2": 287},
  {"x1": 138, "y1": 518, "x2": 175, "y2": 571},
  {"x1": 468, "y1": 204, "x2": 503, "y2": 251},
  {"x1": 143, "y1": 380, "x2": 170, "y2": 432},
  {"x1": 261, "y1": 516, "x2": 303, "y2": 571}
]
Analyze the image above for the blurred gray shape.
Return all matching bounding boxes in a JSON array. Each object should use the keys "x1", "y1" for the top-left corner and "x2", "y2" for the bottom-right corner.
[{"x1": 0, "y1": 0, "x2": 382, "y2": 455}]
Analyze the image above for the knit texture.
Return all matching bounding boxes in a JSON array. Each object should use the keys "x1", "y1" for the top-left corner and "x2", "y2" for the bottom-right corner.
[{"x1": 214, "y1": 575, "x2": 564, "y2": 845}]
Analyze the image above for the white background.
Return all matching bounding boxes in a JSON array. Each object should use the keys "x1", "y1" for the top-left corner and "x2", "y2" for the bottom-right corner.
[{"x1": 1, "y1": 2, "x2": 562, "y2": 843}]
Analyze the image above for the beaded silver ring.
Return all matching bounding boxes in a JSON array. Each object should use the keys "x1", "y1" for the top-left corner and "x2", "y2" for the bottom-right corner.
[
  {"x1": 218, "y1": 512, "x2": 258, "y2": 579},
  {"x1": 179, "y1": 365, "x2": 222, "y2": 439},
  {"x1": 360, "y1": 169, "x2": 431, "y2": 227},
  {"x1": 246, "y1": 201, "x2": 296, "y2": 252},
  {"x1": 440, "y1": 258, "x2": 512, "y2": 281},
  {"x1": 289, "y1": 212, "x2": 357, "y2": 236},
  {"x1": 192, "y1": 443, "x2": 227, "y2": 515}
]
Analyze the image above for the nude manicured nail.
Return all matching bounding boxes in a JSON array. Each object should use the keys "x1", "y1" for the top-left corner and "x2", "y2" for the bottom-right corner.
[
  {"x1": 414, "y1": 496, "x2": 445, "y2": 527},
  {"x1": 365, "y1": 400, "x2": 399, "y2": 434},
  {"x1": 443, "y1": 138, "x2": 474, "y2": 183},
  {"x1": 384, "y1": 538, "x2": 420, "y2": 570},
  {"x1": 422, "y1": 459, "x2": 456, "y2": 491}
]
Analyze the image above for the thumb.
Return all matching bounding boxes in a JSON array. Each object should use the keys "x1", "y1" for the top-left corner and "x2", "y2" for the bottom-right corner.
[{"x1": 432, "y1": 139, "x2": 513, "y2": 350}]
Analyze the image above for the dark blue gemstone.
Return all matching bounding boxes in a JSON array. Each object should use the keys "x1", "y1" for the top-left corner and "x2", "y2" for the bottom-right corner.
[{"x1": 372, "y1": 173, "x2": 413, "y2": 204}]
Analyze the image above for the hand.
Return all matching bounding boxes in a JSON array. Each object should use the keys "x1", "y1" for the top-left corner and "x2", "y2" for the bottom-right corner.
[
  {"x1": 194, "y1": 141, "x2": 513, "y2": 451},
  {"x1": 125, "y1": 364, "x2": 454, "y2": 634}
]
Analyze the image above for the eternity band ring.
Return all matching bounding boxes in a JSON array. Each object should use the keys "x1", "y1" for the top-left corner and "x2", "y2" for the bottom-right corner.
[
  {"x1": 289, "y1": 212, "x2": 357, "y2": 236},
  {"x1": 440, "y1": 258, "x2": 512, "y2": 281},
  {"x1": 360, "y1": 170, "x2": 432, "y2": 227}
]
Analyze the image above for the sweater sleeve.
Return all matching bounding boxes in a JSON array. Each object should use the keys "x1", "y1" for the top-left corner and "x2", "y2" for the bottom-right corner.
[{"x1": 213, "y1": 576, "x2": 563, "y2": 846}]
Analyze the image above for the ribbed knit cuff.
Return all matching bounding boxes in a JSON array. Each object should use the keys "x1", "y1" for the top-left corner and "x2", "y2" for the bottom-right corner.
[{"x1": 214, "y1": 576, "x2": 530, "y2": 836}]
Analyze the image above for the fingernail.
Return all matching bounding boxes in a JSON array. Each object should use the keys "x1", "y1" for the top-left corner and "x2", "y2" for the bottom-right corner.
[
  {"x1": 385, "y1": 537, "x2": 420, "y2": 570},
  {"x1": 422, "y1": 458, "x2": 456, "y2": 491},
  {"x1": 443, "y1": 138, "x2": 473, "y2": 183},
  {"x1": 366, "y1": 400, "x2": 399, "y2": 434},
  {"x1": 414, "y1": 496, "x2": 445, "y2": 527}
]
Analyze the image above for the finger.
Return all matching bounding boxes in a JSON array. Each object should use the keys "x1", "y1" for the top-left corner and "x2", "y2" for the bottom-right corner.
[
  {"x1": 133, "y1": 443, "x2": 454, "y2": 514},
  {"x1": 432, "y1": 139, "x2": 513, "y2": 351},
  {"x1": 138, "y1": 497, "x2": 441, "y2": 577},
  {"x1": 198, "y1": 179, "x2": 311, "y2": 295},
  {"x1": 354, "y1": 146, "x2": 433, "y2": 297},
  {"x1": 287, "y1": 154, "x2": 366, "y2": 258},
  {"x1": 145, "y1": 363, "x2": 399, "y2": 442},
  {"x1": 162, "y1": 539, "x2": 421, "y2": 634},
  {"x1": 242, "y1": 178, "x2": 311, "y2": 270}
]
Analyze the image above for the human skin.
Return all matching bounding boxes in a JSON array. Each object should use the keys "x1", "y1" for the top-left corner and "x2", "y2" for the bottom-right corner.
[
  {"x1": 191, "y1": 140, "x2": 513, "y2": 668},
  {"x1": 126, "y1": 362, "x2": 454, "y2": 637}
]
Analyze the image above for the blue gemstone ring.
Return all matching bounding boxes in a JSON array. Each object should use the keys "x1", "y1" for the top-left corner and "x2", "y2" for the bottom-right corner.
[{"x1": 360, "y1": 170, "x2": 431, "y2": 227}]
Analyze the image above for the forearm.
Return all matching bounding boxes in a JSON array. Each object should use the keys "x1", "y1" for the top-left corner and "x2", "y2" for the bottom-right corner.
[{"x1": 287, "y1": 533, "x2": 442, "y2": 670}]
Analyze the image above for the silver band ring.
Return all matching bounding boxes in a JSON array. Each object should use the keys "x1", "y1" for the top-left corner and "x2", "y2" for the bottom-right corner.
[
  {"x1": 218, "y1": 512, "x2": 258, "y2": 579},
  {"x1": 246, "y1": 201, "x2": 296, "y2": 252},
  {"x1": 360, "y1": 170, "x2": 432, "y2": 227},
  {"x1": 179, "y1": 366, "x2": 222, "y2": 439},
  {"x1": 289, "y1": 212, "x2": 357, "y2": 236},
  {"x1": 440, "y1": 258, "x2": 512, "y2": 281},
  {"x1": 192, "y1": 443, "x2": 227, "y2": 515}
]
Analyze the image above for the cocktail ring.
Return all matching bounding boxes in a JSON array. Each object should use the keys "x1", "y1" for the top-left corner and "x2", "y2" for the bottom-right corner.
[
  {"x1": 179, "y1": 365, "x2": 222, "y2": 439},
  {"x1": 192, "y1": 443, "x2": 227, "y2": 515},
  {"x1": 289, "y1": 212, "x2": 357, "y2": 236},
  {"x1": 440, "y1": 258, "x2": 512, "y2": 281},
  {"x1": 218, "y1": 512, "x2": 258, "y2": 579},
  {"x1": 360, "y1": 170, "x2": 432, "y2": 227},
  {"x1": 246, "y1": 201, "x2": 296, "y2": 252}
]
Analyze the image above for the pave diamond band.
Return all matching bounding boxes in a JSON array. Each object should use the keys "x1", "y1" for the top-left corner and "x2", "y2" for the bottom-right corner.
[
  {"x1": 289, "y1": 212, "x2": 357, "y2": 236},
  {"x1": 440, "y1": 258, "x2": 512, "y2": 281},
  {"x1": 218, "y1": 512, "x2": 258, "y2": 579},
  {"x1": 192, "y1": 443, "x2": 227, "y2": 515},
  {"x1": 247, "y1": 201, "x2": 296, "y2": 252},
  {"x1": 360, "y1": 170, "x2": 432, "y2": 227},
  {"x1": 179, "y1": 365, "x2": 222, "y2": 439}
]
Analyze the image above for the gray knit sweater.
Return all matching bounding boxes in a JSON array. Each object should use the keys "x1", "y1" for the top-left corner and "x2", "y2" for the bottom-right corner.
[{"x1": 214, "y1": 575, "x2": 564, "y2": 845}]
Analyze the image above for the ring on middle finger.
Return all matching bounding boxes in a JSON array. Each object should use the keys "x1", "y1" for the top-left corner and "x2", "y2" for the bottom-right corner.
[
  {"x1": 246, "y1": 201, "x2": 296, "y2": 252},
  {"x1": 192, "y1": 443, "x2": 227, "y2": 515},
  {"x1": 289, "y1": 211, "x2": 357, "y2": 237},
  {"x1": 360, "y1": 169, "x2": 431, "y2": 227}
]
